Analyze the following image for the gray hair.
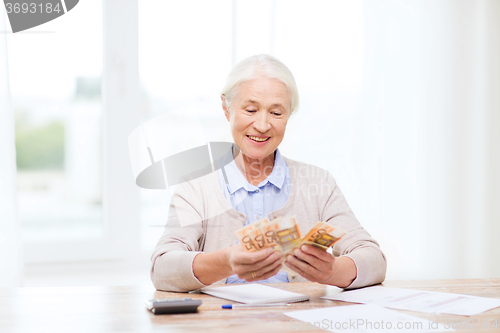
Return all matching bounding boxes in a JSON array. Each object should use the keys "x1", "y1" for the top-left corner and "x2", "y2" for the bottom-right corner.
[{"x1": 221, "y1": 54, "x2": 299, "y2": 115}]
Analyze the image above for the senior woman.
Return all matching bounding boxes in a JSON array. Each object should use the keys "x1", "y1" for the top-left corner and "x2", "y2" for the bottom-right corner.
[{"x1": 151, "y1": 54, "x2": 386, "y2": 292}]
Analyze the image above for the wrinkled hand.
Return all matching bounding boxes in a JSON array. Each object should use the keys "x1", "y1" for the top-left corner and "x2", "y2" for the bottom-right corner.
[
  {"x1": 227, "y1": 245, "x2": 284, "y2": 282},
  {"x1": 285, "y1": 245, "x2": 336, "y2": 284}
]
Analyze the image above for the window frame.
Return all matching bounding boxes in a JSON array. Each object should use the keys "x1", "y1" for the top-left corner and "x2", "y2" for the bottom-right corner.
[{"x1": 23, "y1": 0, "x2": 141, "y2": 264}]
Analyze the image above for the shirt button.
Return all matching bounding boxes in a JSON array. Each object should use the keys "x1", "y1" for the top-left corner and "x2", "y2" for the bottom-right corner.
[
  {"x1": 256, "y1": 215, "x2": 260, "y2": 219},
  {"x1": 255, "y1": 189, "x2": 259, "y2": 193}
]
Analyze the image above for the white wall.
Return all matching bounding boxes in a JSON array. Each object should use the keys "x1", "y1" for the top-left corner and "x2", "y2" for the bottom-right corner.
[
  {"x1": 305, "y1": 0, "x2": 500, "y2": 280},
  {"x1": 409, "y1": 0, "x2": 500, "y2": 279}
]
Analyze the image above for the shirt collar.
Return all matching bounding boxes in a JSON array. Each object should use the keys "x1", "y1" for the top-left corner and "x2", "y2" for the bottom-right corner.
[
  {"x1": 264, "y1": 149, "x2": 287, "y2": 189},
  {"x1": 221, "y1": 146, "x2": 287, "y2": 194}
]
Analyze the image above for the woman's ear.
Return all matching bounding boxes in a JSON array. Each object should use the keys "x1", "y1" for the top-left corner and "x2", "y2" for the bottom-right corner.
[{"x1": 221, "y1": 95, "x2": 230, "y2": 121}]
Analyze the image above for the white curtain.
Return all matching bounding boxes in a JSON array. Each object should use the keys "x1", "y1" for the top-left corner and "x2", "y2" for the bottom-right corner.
[
  {"x1": 0, "y1": 8, "x2": 22, "y2": 287},
  {"x1": 356, "y1": 0, "x2": 500, "y2": 280},
  {"x1": 274, "y1": 0, "x2": 500, "y2": 280}
]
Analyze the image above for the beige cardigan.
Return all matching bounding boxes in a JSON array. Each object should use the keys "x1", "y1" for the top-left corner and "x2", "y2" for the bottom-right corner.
[{"x1": 151, "y1": 157, "x2": 387, "y2": 292}]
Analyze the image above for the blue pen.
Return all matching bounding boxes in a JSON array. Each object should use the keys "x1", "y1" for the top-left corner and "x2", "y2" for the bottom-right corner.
[{"x1": 222, "y1": 303, "x2": 291, "y2": 309}]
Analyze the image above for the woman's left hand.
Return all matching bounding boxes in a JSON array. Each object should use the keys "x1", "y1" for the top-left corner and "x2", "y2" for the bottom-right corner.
[{"x1": 285, "y1": 245, "x2": 357, "y2": 288}]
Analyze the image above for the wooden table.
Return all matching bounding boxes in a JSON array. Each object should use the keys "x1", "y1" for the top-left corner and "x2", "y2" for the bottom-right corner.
[{"x1": 1, "y1": 279, "x2": 499, "y2": 332}]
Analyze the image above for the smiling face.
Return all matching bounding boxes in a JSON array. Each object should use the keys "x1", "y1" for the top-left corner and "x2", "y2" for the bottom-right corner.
[{"x1": 223, "y1": 76, "x2": 291, "y2": 163}]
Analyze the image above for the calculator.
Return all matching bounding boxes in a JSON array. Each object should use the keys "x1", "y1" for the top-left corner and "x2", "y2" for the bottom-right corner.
[{"x1": 145, "y1": 297, "x2": 202, "y2": 314}]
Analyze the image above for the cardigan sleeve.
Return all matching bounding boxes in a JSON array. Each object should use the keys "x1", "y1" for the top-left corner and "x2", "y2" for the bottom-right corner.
[
  {"x1": 320, "y1": 172, "x2": 387, "y2": 289},
  {"x1": 150, "y1": 181, "x2": 209, "y2": 292}
]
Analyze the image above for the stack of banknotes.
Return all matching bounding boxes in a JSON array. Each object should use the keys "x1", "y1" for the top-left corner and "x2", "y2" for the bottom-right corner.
[{"x1": 235, "y1": 216, "x2": 347, "y2": 256}]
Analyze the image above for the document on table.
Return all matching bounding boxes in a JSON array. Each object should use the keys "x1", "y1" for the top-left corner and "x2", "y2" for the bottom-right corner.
[
  {"x1": 200, "y1": 284, "x2": 309, "y2": 304},
  {"x1": 285, "y1": 304, "x2": 454, "y2": 333},
  {"x1": 322, "y1": 286, "x2": 500, "y2": 316}
]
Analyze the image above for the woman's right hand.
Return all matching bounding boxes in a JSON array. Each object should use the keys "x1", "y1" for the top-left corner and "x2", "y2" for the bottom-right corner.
[{"x1": 226, "y1": 245, "x2": 284, "y2": 282}]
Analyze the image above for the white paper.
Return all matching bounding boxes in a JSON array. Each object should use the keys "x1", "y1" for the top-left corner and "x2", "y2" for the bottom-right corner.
[
  {"x1": 322, "y1": 286, "x2": 500, "y2": 316},
  {"x1": 200, "y1": 284, "x2": 309, "y2": 304},
  {"x1": 285, "y1": 304, "x2": 454, "y2": 333}
]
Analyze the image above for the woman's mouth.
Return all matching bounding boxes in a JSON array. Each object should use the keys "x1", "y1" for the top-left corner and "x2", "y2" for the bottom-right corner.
[{"x1": 247, "y1": 135, "x2": 270, "y2": 142}]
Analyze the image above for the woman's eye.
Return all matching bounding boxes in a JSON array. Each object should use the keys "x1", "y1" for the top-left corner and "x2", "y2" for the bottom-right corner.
[
  {"x1": 272, "y1": 112, "x2": 282, "y2": 116},
  {"x1": 246, "y1": 109, "x2": 257, "y2": 113}
]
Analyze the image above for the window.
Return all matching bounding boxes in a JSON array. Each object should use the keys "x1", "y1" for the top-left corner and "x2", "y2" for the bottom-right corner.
[
  {"x1": 8, "y1": 1, "x2": 102, "y2": 244},
  {"x1": 8, "y1": 0, "x2": 142, "y2": 263}
]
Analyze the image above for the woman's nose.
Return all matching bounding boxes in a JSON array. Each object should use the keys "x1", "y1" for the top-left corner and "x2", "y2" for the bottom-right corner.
[{"x1": 253, "y1": 111, "x2": 271, "y2": 132}]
